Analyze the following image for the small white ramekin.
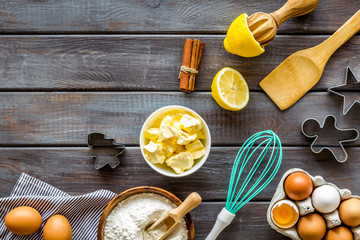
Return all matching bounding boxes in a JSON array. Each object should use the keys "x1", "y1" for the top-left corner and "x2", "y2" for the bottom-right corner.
[{"x1": 140, "y1": 105, "x2": 211, "y2": 177}]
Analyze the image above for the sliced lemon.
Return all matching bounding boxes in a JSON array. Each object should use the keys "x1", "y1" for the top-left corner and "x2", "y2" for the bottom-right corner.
[
  {"x1": 211, "y1": 67, "x2": 249, "y2": 111},
  {"x1": 224, "y1": 13, "x2": 264, "y2": 57}
]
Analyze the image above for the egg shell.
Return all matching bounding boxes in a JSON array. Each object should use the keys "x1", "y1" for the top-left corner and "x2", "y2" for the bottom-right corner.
[
  {"x1": 43, "y1": 215, "x2": 72, "y2": 240},
  {"x1": 267, "y1": 168, "x2": 359, "y2": 240},
  {"x1": 339, "y1": 198, "x2": 360, "y2": 227},
  {"x1": 271, "y1": 199, "x2": 299, "y2": 228},
  {"x1": 325, "y1": 226, "x2": 353, "y2": 240},
  {"x1": 311, "y1": 185, "x2": 341, "y2": 213},
  {"x1": 284, "y1": 172, "x2": 313, "y2": 201},
  {"x1": 5, "y1": 206, "x2": 42, "y2": 235},
  {"x1": 297, "y1": 213, "x2": 327, "y2": 240}
]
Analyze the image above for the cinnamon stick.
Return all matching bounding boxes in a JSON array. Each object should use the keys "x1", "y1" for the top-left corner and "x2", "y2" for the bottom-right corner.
[
  {"x1": 190, "y1": 41, "x2": 205, "y2": 92},
  {"x1": 179, "y1": 38, "x2": 205, "y2": 92},
  {"x1": 187, "y1": 39, "x2": 200, "y2": 92},
  {"x1": 179, "y1": 39, "x2": 193, "y2": 91}
]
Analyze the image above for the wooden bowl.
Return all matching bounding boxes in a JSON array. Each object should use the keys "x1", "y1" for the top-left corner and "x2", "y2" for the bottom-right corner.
[{"x1": 97, "y1": 186, "x2": 195, "y2": 240}]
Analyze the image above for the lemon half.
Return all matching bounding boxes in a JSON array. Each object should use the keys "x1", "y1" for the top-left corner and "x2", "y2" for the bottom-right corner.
[
  {"x1": 224, "y1": 13, "x2": 264, "y2": 57},
  {"x1": 211, "y1": 67, "x2": 249, "y2": 111}
]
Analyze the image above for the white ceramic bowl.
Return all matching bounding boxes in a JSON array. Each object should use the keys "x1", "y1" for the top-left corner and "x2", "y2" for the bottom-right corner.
[{"x1": 140, "y1": 105, "x2": 211, "y2": 177}]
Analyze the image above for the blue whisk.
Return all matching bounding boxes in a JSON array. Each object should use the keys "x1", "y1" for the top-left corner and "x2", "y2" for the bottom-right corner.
[{"x1": 206, "y1": 130, "x2": 282, "y2": 240}]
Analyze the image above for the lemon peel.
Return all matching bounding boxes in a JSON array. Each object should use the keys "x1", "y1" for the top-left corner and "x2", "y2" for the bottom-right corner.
[{"x1": 224, "y1": 13, "x2": 265, "y2": 57}]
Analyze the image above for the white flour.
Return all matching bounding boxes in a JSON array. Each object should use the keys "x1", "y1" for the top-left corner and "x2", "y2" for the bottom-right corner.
[{"x1": 104, "y1": 193, "x2": 188, "y2": 240}]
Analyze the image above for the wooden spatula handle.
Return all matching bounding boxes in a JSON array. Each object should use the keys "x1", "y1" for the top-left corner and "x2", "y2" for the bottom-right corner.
[
  {"x1": 171, "y1": 192, "x2": 202, "y2": 220},
  {"x1": 270, "y1": 0, "x2": 318, "y2": 27},
  {"x1": 315, "y1": 10, "x2": 360, "y2": 62}
]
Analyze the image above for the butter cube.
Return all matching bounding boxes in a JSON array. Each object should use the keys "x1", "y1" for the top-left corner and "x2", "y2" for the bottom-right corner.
[
  {"x1": 161, "y1": 115, "x2": 173, "y2": 125},
  {"x1": 143, "y1": 141, "x2": 166, "y2": 164},
  {"x1": 177, "y1": 130, "x2": 197, "y2": 145},
  {"x1": 144, "y1": 128, "x2": 161, "y2": 141},
  {"x1": 195, "y1": 130, "x2": 206, "y2": 140},
  {"x1": 185, "y1": 140, "x2": 206, "y2": 159},
  {"x1": 166, "y1": 151, "x2": 194, "y2": 174},
  {"x1": 160, "y1": 115, "x2": 179, "y2": 140},
  {"x1": 185, "y1": 140, "x2": 204, "y2": 151},
  {"x1": 176, "y1": 145, "x2": 185, "y2": 154},
  {"x1": 169, "y1": 113, "x2": 183, "y2": 129},
  {"x1": 162, "y1": 140, "x2": 178, "y2": 157},
  {"x1": 180, "y1": 114, "x2": 202, "y2": 133},
  {"x1": 161, "y1": 114, "x2": 182, "y2": 128},
  {"x1": 160, "y1": 124, "x2": 178, "y2": 140}
]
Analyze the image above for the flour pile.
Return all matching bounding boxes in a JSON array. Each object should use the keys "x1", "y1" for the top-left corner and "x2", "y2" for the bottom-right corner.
[{"x1": 104, "y1": 193, "x2": 188, "y2": 240}]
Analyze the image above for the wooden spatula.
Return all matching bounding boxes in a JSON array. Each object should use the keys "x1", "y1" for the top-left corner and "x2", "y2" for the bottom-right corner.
[
  {"x1": 248, "y1": 0, "x2": 319, "y2": 46},
  {"x1": 260, "y1": 10, "x2": 360, "y2": 110},
  {"x1": 146, "y1": 192, "x2": 201, "y2": 240}
]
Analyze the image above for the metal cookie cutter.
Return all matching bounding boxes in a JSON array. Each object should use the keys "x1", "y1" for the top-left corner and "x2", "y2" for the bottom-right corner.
[
  {"x1": 88, "y1": 133, "x2": 126, "y2": 169},
  {"x1": 301, "y1": 115, "x2": 359, "y2": 163},
  {"x1": 328, "y1": 66, "x2": 360, "y2": 115}
]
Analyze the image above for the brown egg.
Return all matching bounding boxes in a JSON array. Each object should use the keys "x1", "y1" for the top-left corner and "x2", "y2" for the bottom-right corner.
[
  {"x1": 339, "y1": 198, "x2": 360, "y2": 227},
  {"x1": 297, "y1": 213, "x2": 326, "y2": 240},
  {"x1": 325, "y1": 226, "x2": 353, "y2": 240},
  {"x1": 284, "y1": 172, "x2": 313, "y2": 201},
  {"x1": 4, "y1": 206, "x2": 42, "y2": 235},
  {"x1": 43, "y1": 215, "x2": 72, "y2": 240}
]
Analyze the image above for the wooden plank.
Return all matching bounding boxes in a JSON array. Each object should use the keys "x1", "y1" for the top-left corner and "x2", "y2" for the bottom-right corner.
[
  {"x1": 193, "y1": 202, "x2": 288, "y2": 239},
  {"x1": 0, "y1": 0, "x2": 359, "y2": 34},
  {"x1": 0, "y1": 92, "x2": 359, "y2": 146},
  {"x1": 0, "y1": 35, "x2": 359, "y2": 91},
  {"x1": 1, "y1": 147, "x2": 359, "y2": 200}
]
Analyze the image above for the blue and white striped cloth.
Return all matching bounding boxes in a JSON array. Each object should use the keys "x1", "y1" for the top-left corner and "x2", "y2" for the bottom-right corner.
[{"x1": 0, "y1": 173, "x2": 116, "y2": 239}]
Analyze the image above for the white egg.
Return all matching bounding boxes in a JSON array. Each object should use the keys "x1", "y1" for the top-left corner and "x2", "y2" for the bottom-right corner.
[{"x1": 311, "y1": 185, "x2": 340, "y2": 213}]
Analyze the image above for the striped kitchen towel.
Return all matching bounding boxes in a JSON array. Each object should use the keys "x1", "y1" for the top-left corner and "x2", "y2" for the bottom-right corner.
[{"x1": 0, "y1": 173, "x2": 116, "y2": 240}]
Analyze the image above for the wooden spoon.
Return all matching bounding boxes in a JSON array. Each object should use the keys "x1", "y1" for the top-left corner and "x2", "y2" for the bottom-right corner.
[
  {"x1": 146, "y1": 192, "x2": 201, "y2": 240},
  {"x1": 247, "y1": 0, "x2": 319, "y2": 46},
  {"x1": 259, "y1": 10, "x2": 360, "y2": 110}
]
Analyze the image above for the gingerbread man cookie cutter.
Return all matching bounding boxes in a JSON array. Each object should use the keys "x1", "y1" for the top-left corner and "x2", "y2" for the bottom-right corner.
[
  {"x1": 301, "y1": 115, "x2": 359, "y2": 163},
  {"x1": 88, "y1": 132, "x2": 126, "y2": 169}
]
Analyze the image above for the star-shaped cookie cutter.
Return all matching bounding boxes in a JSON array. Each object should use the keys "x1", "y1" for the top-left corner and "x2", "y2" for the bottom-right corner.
[
  {"x1": 88, "y1": 132, "x2": 126, "y2": 169},
  {"x1": 301, "y1": 115, "x2": 359, "y2": 163},
  {"x1": 328, "y1": 66, "x2": 360, "y2": 115}
]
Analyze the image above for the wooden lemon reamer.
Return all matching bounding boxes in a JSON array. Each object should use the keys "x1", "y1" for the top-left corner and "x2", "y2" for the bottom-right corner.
[{"x1": 247, "y1": 0, "x2": 319, "y2": 46}]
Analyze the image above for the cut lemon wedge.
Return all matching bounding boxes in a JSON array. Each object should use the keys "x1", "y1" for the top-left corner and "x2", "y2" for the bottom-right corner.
[
  {"x1": 211, "y1": 67, "x2": 249, "y2": 111},
  {"x1": 224, "y1": 13, "x2": 265, "y2": 57}
]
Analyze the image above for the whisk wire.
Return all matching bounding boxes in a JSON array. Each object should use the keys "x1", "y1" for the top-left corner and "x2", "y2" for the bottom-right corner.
[
  {"x1": 227, "y1": 133, "x2": 271, "y2": 211},
  {"x1": 225, "y1": 130, "x2": 282, "y2": 214},
  {"x1": 226, "y1": 133, "x2": 259, "y2": 210},
  {"x1": 234, "y1": 139, "x2": 281, "y2": 212},
  {"x1": 229, "y1": 138, "x2": 272, "y2": 211}
]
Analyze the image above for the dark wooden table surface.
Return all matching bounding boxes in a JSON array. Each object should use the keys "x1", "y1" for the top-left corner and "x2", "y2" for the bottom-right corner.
[{"x1": 1, "y1": 1, "x2": 360, "y2": 239}]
